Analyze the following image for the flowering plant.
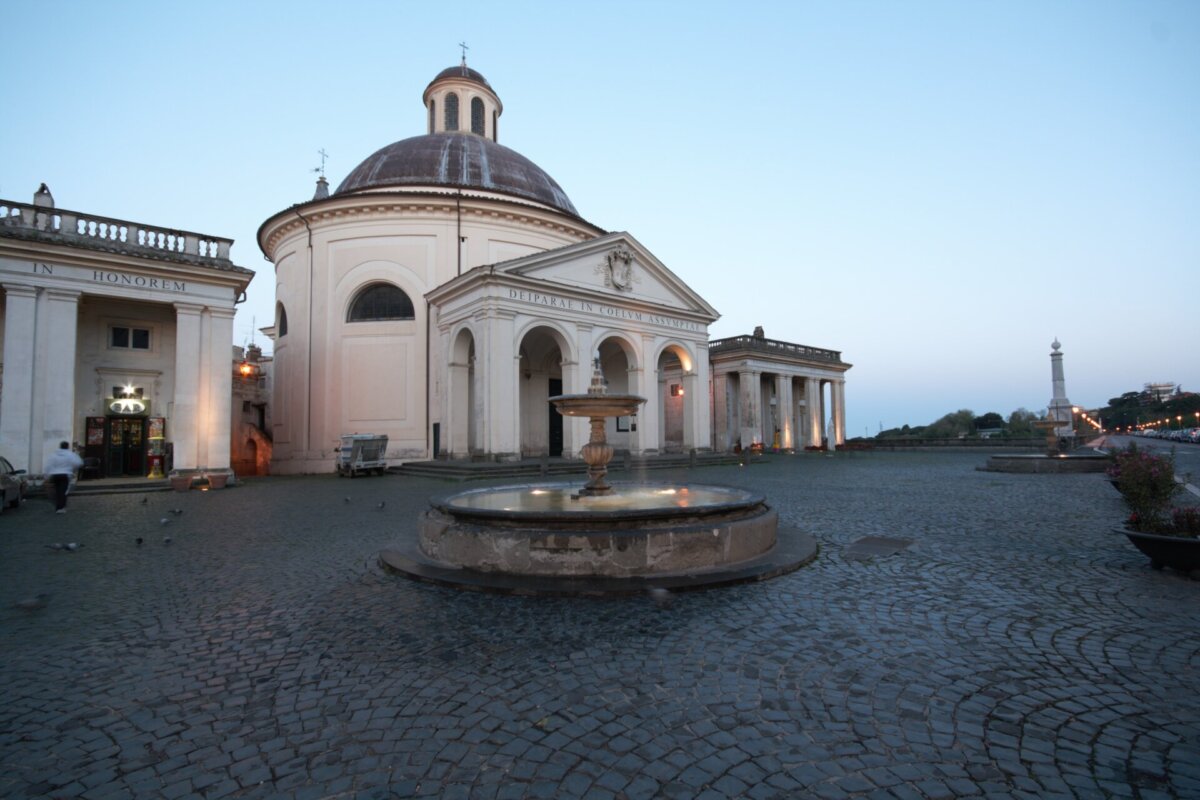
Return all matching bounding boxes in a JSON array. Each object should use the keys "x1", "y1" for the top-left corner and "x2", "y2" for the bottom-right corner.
[{"x1": 1108, "y1": 443, "x2": 1179, "y2": 528}]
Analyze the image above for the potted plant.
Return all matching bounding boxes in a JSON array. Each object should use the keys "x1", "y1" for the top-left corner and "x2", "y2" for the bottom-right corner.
[
  {"x1": 1109, "y1": 443, "x2": 1200, "y2": 572},
  {"x1": 1121, "y1": 508, "x2": 1200, "y2": 572},
  {"x1": 169, "y1": 473, "x2": 192, "y2": 492},
  {"x1": 207, "y1": 472, "x2": 229, "y2": 489}
]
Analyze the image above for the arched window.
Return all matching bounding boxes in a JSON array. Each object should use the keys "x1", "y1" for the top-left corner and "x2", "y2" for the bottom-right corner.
[
  {"x1": 347, "y1": 283, "x2": 415, "y2": 322},
  {"x1": 444, "y1": 93, "x2": 459, "y2": 131},
  {"x1": 492, "y1": 110, "x2": 498, "y2": 142},
  {"x1": 276, "y1": 303, "x2": 288, "y2": 337},
  {"x1": 471, "y1": 97, "x2": 485, "y2": 135},
  {"x1": 429, "y1": 100, "x2": 435, "y2": 133}
]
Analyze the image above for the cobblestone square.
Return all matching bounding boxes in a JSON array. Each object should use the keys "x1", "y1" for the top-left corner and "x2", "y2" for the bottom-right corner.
[{"x1": 2, "y1": 453, "x2": 1198, "y2": 799}]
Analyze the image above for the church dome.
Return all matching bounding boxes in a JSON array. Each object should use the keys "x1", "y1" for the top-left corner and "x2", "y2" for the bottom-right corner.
[
  {"x1": 425, "y1": 64, "x2": 494, "y2": 94},
  {"x1": 334, "y1": 133, "x2": 580, "y2": 217}
]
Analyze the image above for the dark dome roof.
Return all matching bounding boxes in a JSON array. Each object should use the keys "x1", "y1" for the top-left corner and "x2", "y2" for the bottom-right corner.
[
  {"x1": 335, "y1": 133, "x2": 579, "y2": 216},
  {"x1": 426, "y1": 64, "x2": 493, "y2": 93}
]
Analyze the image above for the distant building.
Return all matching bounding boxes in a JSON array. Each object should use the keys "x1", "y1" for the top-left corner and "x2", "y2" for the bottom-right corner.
[
  {"x1": 1142, "y1": 382, "x2": 1177, "y2": 404},
  {"x1": 709, "y1": 327, "x2": 850, "y2": 451},
  {"x1": 0, "y1": 185, "x2": 254, "y2": 478},
  {"x1": 231, "y1": 343, "x2": 272, "y2": 476}
]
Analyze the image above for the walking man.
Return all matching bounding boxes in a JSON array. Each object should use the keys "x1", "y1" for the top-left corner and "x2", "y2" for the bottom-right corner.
[{"x1": 45, "y1": 441, "x2": 83, "y2": 514}]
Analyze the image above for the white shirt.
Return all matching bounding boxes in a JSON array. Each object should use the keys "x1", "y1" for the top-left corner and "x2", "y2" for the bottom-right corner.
[{"x1": 44, "y1": 448, "x2": 84, "y2": 476}]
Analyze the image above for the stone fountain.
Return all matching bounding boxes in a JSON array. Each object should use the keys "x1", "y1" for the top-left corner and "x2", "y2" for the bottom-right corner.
[
  {"x1": 981, "y1": 415, "x2": 1109, "y2": 474},
  {"x1": 549, "y1": 358, "x2": 644, "y2": 497},
  {"x1": 381, "y1": 359, "x2": 815, "y2": 594}
]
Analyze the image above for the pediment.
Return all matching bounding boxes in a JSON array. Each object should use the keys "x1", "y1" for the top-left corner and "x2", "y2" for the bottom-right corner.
[{"x1": 495, "y1": 232, "x2": 719, "y2": 320}]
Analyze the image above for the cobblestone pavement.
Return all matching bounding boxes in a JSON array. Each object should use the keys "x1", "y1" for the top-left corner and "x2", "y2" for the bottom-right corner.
[{"x1": 2, "y1": 452, "x2": 1198, "y2": 799}]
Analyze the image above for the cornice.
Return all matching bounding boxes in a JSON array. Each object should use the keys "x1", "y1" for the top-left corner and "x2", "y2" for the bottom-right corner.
[
  {"x1": 0, "y1": 237, "x2": 254, "y2": 290},
  {"x1": 258, "y1": 190, "x2": 604, "y2": 259}
]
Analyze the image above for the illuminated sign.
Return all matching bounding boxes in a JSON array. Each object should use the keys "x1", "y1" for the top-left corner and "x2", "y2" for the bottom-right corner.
[{"x1": 107, "y1": 397, "x2": 150, "y2": 416}]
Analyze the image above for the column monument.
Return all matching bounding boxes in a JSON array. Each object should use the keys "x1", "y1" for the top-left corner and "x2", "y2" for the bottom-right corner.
[{"x1": 1047, "y1": 338, "x2": 1075, "y2": 440}]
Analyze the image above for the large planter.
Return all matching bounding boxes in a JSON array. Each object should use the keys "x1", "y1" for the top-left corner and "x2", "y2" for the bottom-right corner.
[
  {"x1": 170, "y1": 475, "x2": 192, "y2": 492},
  {"x1": 207, "y1": 473, "x2": 229, "y2": 489},
  {"x1": 1118, "y1": 527, "x2": 1200, "y2": 572}
]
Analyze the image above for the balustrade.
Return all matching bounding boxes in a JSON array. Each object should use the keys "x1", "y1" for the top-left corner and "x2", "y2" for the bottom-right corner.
[
  {"x1": 709, "y1": 334, "x2": 843, "y2": 364},
  {"x1": 0, "y1": 199, "x2": 232, "y2": 266}
]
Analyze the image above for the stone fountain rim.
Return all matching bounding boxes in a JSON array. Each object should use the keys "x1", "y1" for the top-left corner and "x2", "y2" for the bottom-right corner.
[{"x1": 430, "y1": 480, "x2": 766, "y2": 522}]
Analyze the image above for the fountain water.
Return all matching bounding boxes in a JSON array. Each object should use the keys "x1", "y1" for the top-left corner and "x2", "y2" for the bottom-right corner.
[{"x1": 382, "y1": 359, "x2": 816, "y2": 593}]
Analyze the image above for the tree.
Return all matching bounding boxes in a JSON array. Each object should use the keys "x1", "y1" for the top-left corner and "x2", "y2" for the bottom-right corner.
[
  {"x1": 973, "y1": 412, "x2": 1005, "y2": 430},
  {"x1": 1007, "y1": 408, "x2": 1038, "y2": 435},
  {"x1": 924, "y1": 409, "x2": 975, "y2": 438}
]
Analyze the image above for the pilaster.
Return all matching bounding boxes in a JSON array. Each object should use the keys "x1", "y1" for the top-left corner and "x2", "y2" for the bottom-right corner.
[
  {"x1": 172, "y1": 303, "x2": 204, "y2": 471},
  {"x1": 205, "y1": 307, "x2": 236, "y2": 470},
  {"x1": 0, "y1": 284, "x2": 38, "y2": 470},
  {"x1": 39, "y1": 288, "x2": 82, "y2": 464}
]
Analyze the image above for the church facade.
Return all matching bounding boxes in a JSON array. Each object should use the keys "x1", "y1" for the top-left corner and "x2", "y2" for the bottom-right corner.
[
  {"x1": 259, "y1": 63, "x2": 846, "y2": 473},
  {"x1": 0, "y1": 186, "x2": 254, "y2": 478}
]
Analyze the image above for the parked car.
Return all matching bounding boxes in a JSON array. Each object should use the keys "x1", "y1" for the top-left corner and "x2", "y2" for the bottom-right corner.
[{"x1": 0, "y1": 456, "x2": 26, "y2": 511}]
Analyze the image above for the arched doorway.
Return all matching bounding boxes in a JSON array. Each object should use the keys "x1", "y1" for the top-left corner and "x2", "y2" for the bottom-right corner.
[
  {"x1": 517, "y1": 326, "x2": 572, "y2": 457},
  {"x1": 657, "y1": 344, "x2": 693, "y2": 453},
  {"x1": 447, "y1": 328, "x2": 477, "y2": 459},
  {"x1": 597, "y1": 336, "x2": 638, "y2": 454}
]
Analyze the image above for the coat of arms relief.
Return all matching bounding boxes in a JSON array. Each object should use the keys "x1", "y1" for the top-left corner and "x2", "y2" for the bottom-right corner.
[{"x1": 596, "y1": 248, "x2": 638, "y2": 291}]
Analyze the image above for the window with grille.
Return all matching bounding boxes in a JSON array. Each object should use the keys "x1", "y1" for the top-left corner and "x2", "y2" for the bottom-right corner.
[{"x1": 347, "y1": 283, "x2": 415, "y2": 322}]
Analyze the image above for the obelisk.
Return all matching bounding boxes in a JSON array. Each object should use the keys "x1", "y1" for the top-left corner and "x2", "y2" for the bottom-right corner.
[{"x1": 1047, "y1": 339, "x2": 1075, "y2": 439}]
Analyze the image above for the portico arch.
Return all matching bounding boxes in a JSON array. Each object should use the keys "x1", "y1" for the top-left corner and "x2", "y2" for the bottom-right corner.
[
  {"x1": 655, "y1": 342, "x2": 696, "y2": 453},
  {"x1": 447, "y1": 326, "x2": 477, "y2": 459},
  {"x1": 596, "y1": 334, "x2": 641, "y2": 453},
  {"x1": 516, "y1": 324, "x2": 576, "y2": 457}
]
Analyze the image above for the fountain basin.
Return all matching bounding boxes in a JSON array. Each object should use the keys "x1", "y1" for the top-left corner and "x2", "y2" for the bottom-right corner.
[{"x1": 418, "y1": 481, "x2": 778, "y2": 578}]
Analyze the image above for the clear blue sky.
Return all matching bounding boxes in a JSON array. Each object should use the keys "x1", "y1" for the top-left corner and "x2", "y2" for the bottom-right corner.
[{"x1": 3, "y1": 1, "x2": 1197, "y2": 436}]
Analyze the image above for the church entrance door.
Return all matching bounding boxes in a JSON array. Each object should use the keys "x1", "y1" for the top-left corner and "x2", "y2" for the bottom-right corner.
[{"x1": 548, "y1": 379, "x2": 563, "y2": 457}]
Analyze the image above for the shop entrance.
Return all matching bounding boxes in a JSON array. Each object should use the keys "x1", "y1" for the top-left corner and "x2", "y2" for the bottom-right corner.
[{"x1": 105, "y1": 418, "x2": 147, "y2": 477}]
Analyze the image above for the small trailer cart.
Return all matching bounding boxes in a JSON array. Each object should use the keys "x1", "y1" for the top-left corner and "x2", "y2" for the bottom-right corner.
[{"x1": 335, "y1": 434, "x2": 389, "y2": 477}]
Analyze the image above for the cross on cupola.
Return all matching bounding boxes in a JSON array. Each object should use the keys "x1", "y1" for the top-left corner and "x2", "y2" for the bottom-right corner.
[{"x1": 459, "y1": 41, "x2": 469, "y2": 65}]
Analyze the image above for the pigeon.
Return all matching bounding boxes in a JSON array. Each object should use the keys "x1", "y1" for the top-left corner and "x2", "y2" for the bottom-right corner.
[
  {"x1": 135, "y1": 537, "x2": 144, "y2": 547},
  {"x1": 343, "y1": 496, "x2": 351, "y2": 504},
  {"x1": 13, "y1": 593, "x2": 50, "y2": 611},
  {"x1": 45, "y1": 543, "x2": 65, "y2": 551},
  {"x1": 160, "y1": 518, "x2": 171, "y2": 525},
  {"x1": 139, "y1": 497, "x2": 148, "y2": 505},
  {"x1": 168, "y1": 509, "x2": 183, "y2": 516},
  {"x1": 64, "y1": 543, "x2": 81, "y2": 552},
  {"x1": 647, "y1": 587, "x2": 674, "y2": 609},
  {"x1": 163, "y1": 536, "x2": 172, "y2": 545},
  {"x1": 376, "y1": 501, "x2": 386, "y2": 510}
]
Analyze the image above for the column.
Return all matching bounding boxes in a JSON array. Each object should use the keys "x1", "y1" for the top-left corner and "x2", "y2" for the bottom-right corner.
[
  {"x1": 447, "y1": 357, "x2": 470, "y2": 458},
  {"x1": 681, "y1": 370, "x2": 699, "y2": 450},
  {"x1": 0, "y1": 284, "x2": 38, "y2": 471},
  {"x1": 689, "y1": 343, "x2": 711, "y2": 451},
  {"x1": 639, "y1": 335, "x2": 659, "y2": 454},
  {"x1": 39, "y1": 289, "x2": 81, "y2": 464},
  {"x1": 711, "y1": 371, "x2": 729, "y2": 451},
  {"x1": 172, "y1": 303, "x2": 204, "y2": 472},
  {"x1": 482, "y1": 310, "x2": 518, "y2": 460},
  {"x1": 627, "y1": 361, "x2": 648, "y2": 455},
  {"x1": 805, "y1": 377, "x2": 821, "y2": 448},
  {"x1": 738, "y1": 368, "x2": 760, "y2": 448},
  {"x1": 832, "y1": 379, "x2": 846, "y2": 446},
  {"x1": 776, "y1": 374, "x2": 794, "y2": 450},
  {"x1": 206, "y1": 307, "x2": 236, "y2": 470}
]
